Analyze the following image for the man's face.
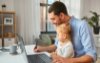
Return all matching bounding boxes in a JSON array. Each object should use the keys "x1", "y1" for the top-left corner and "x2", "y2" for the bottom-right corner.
[{"x1": 48, "y1": 12, "x2": 63, "y2": 26}]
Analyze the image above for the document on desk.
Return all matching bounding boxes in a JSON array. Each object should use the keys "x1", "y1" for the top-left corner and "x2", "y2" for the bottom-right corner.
[{"x1": 25, "y1": 45, "x2": 51, "y2": 57}]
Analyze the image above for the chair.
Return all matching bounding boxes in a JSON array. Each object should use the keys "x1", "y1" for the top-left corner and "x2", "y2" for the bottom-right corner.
[{"x1": 34, "y1": 34, "x2": 52, "y2": 46}]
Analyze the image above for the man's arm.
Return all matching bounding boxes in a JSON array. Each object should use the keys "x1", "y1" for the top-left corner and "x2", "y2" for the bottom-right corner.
[
  {"x1": 53, "y1": 55, "x2": 93, "y2": 63},
  {"x1": 71, "y1": 55, "x2": 94, "y2": 63},
  {"x1": 34, "y1": 44, "x2": 57, "y2": 52}
]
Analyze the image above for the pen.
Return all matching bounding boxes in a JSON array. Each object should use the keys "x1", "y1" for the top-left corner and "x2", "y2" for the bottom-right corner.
[{"x1": 35, "y1": 42, "x2": 37, "y2": 49}]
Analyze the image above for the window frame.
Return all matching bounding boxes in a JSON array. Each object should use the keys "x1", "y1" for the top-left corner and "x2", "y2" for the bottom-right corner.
[{"x1": 40, "y1": 0, "x2": 60, "y2": 33}]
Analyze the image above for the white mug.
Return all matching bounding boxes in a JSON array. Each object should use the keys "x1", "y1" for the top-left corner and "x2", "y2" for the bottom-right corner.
[{"x1": 9, "y1": 44, "x2": 18, "y2": 54}]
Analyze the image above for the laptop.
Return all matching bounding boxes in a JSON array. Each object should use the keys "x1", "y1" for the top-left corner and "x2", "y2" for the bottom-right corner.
[{"x1": 18, "y1": 41, "x2": 52, "y2": 63}]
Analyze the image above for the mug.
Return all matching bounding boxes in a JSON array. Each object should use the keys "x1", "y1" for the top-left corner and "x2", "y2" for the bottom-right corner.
[{"x1": 9, "y1": 44, "x2": 18, "y2": 54}]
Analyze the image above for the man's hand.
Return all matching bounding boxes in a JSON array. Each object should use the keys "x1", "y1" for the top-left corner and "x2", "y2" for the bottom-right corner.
[
  {"x1": 33, "y1": 45, "x2": 56, "y2": 52},
  {"x1": 34, "y1": 46, "x2": 45, "y2": 52},
  {"x1": 51, "y1": 52, "x2": 57, "y2": 59},
  {"x1": 52, "y1": 55, "x2": 73, "y2": 63}
]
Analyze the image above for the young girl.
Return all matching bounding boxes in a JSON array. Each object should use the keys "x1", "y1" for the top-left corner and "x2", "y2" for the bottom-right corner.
[{"x1": 52, "y1": 23, "x2": 74, "y2": 58}]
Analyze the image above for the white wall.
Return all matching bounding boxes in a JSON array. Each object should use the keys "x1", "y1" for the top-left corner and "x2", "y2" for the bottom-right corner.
[
  {"x1": 81, "y1": 0, "x2": 100, "y2": 25},
  {"x1": 0, "y1": 0, "x2": 14, "y2": 11},
  {"x1": 81, "y1": 0, "x2": 100, "y2": 17},
  {"x1": 80, "y1": 0, "x2": 91, "y2": 18},
  {"x1": 90, "y1": 0, "x2": 100, "y2": 25},
  {"x1": 90, "y1": 0, "x2": 100, "y2": 15}
]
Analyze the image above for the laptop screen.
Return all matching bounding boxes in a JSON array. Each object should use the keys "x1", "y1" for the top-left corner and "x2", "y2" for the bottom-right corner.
[{"x1": 18, "y1": 41, "x2": 29, "y2": 63}]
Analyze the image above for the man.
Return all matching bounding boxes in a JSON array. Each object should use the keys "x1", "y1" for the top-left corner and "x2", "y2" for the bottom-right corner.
[{"x1": 34, "y1": 1, "x2": 97, "y2": 63}]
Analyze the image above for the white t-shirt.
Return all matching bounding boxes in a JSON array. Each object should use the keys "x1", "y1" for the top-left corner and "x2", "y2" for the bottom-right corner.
[{"x1": 56, "y1": 41, "x2": 74, "y2": 58}]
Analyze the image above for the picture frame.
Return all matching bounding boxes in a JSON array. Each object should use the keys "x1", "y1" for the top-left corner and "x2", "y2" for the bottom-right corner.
[{"x1": 4, "y1": 17, "x2": 13, "y2": 25}]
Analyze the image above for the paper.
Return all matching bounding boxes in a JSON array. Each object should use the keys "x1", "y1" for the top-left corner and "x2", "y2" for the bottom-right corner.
[{"x1": 25, "y1": 45, "x2": 51, "y2": 57}]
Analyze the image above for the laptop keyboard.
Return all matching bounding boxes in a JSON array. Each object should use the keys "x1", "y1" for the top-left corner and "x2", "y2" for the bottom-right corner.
[
  {"x1": 27, "y1": 54, "x2": 52, "y2": 63},
  {"x1": 38, "y1": 54, "x2": 52, "y2": 63}
]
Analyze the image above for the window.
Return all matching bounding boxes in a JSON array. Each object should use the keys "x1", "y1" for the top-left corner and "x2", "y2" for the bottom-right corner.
[
  {"x1": 40, "y1": 0, "x2": 60, "y2": 33},
  {"x1": 40, "y1": 0, "x2": 81, "y2": 33}
]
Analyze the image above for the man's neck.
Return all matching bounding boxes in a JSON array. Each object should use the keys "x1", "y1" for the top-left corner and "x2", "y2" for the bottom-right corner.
[{"x1": 64, "y1": 16, "x2": 71, "y2": 23}]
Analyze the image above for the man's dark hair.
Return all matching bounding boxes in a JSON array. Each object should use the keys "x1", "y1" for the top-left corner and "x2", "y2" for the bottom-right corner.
[{"x1": 48, "y1": 1, "x2": 68, "y2": 15}]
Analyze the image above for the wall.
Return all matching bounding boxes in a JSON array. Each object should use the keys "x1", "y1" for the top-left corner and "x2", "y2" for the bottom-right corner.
[
  {"x1": 80, "y1": 0, "x2": 91, "y2": 18},
  {"x1": 90, "y1": 0, "x2": 100, "y2": 15},
  {"x1": 90, "y1": 0, "x2": 100, "y2": 25},
  {"x1": 81, "y1": 0, "x2": 100, "y2": 18},
  {"x1": 80, "y1": 0, "x2": 100, "y2": 26},
  {"x1": 0, "y1": 0, "x2": 14, "y2": 11}
]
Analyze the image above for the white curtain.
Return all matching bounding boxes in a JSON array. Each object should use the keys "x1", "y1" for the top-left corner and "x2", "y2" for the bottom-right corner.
[{"x1": 14, "y1": 0, "x2": 40, "y2": 44}]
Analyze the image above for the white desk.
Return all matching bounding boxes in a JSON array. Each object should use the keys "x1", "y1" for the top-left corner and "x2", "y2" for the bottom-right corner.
[
  {"x1": 0, "y1": 45, "x2": 51, "y2": 63},
  {"x1": 0, "y1": 50, "x2": 27, "y2": 63}
]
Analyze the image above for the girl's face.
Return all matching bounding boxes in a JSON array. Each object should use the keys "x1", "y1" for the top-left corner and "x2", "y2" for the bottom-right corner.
[{"x1": 57, "y1": 32, "x2": 67, "y2": 42}]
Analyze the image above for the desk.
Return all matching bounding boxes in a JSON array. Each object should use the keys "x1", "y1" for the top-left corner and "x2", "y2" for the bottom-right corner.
[
  {"x1": 0, "y1": 45, "x2": 51, "y2": 63},
  {"x1": 0, "y1": 50, "x2": 27, "y2": 63}
]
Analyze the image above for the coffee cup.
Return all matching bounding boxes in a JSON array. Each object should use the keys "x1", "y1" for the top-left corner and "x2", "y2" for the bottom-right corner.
[{"x1": 9, "y1": 44, "x2": 18, "y2": 54}]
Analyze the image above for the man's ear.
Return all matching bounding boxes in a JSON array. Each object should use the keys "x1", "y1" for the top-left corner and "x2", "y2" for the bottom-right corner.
[{"x1": 59, "y1": 12, "x2": 65, "y2": 20}]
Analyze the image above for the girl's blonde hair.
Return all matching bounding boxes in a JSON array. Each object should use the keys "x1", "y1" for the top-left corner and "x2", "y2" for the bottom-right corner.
[{"x1": 56, "y1": 23, "x2": 71, "y2": 40}]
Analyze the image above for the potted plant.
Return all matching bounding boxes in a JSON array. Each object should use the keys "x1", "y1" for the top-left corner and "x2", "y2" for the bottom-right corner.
[{"x1": 82, "y1": 11, "x2": 100, "y2": 34}]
